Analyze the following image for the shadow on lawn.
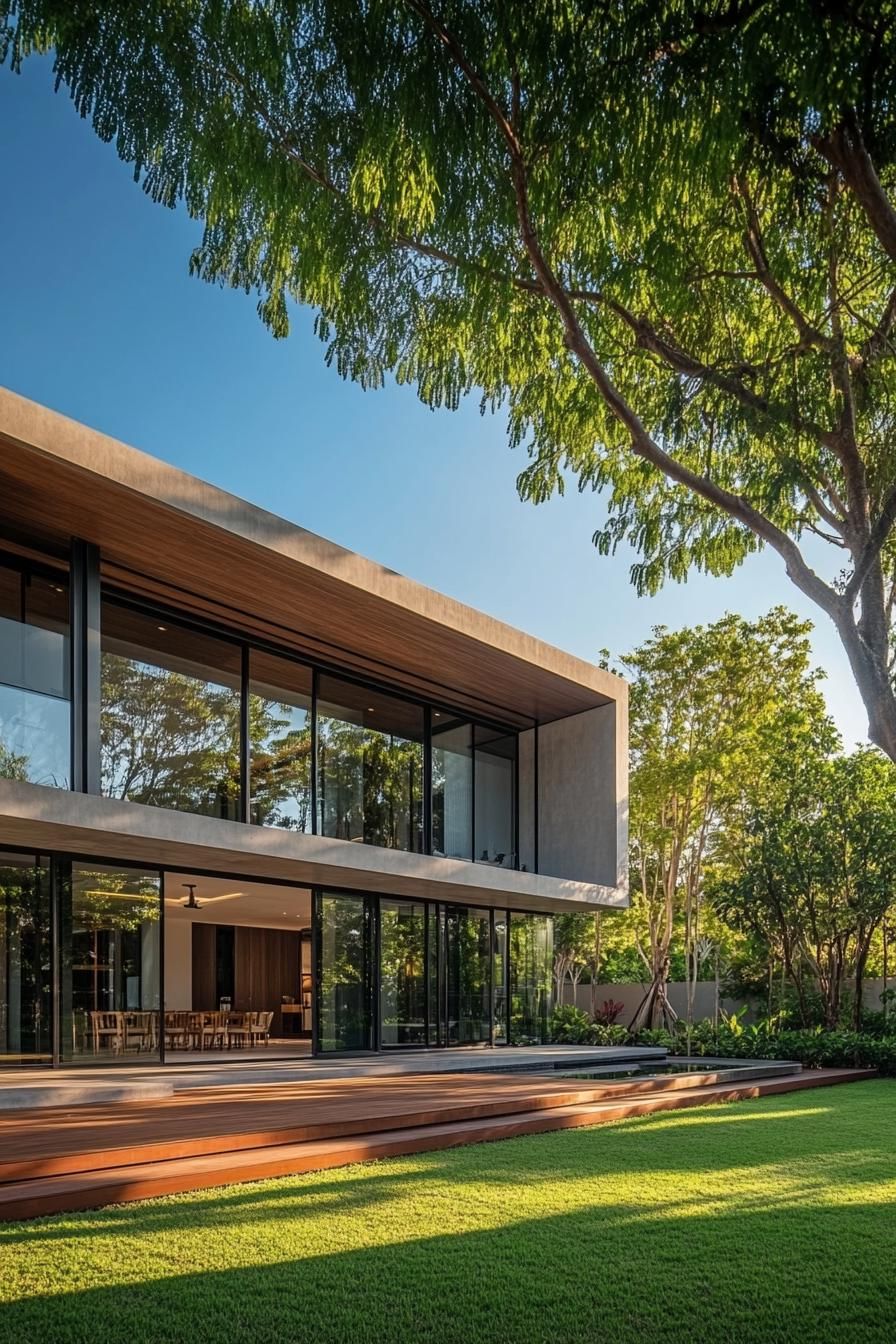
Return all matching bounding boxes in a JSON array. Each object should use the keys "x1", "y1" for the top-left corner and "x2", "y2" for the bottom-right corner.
[
  {"x1": 1, "y1": 1089, "x2": 892, "y2": 1251},
  {"x1": 2, "y1": 1192, "x2": 894, "y2": 1344}
]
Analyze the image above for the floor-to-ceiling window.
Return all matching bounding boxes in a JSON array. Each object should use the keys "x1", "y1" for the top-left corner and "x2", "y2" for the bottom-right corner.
[
  {"x1": 444, "y1": 905, "x2": 492, "y2": 1045},
  {"x1": 316, "y1": 891, "x2": 373, "y2": 1052},
  {"x1": 474, "y1": 727, "x2": 516, "y2": 869},
  {"x1": 493, "y1": 912, "x2": 509, "y2": 1043},
  {"x1": 0, "y1": 557, "x2": 70, "y2": 789},
  {"x1": 431, "y1": 715, "x2": 517, "y2": 870},
  {"x1": 379, "y1": 899, "x2": 427, "y2": 1046},
  {"x1": 248, "y1": 651, "x2": 313, "y2": 831},
  {"x1": 101, "y1": 602, "x2": 241, "y2": 820},
  {"x1": 509, "y1": 912, "x2": 554, "y2": 1045},
  {"x1": 0, "y1": 854, "x2": 51, "y2": 1065},
  {"x1": 431, "y1": 716, "x2": 473, "y2": 860},
  {"x1": 317, "y1": 678, "x2": 424, "y2": 851},
  {"x1": 63, "y1": 862, "x2": 161, "y2": 1063}
]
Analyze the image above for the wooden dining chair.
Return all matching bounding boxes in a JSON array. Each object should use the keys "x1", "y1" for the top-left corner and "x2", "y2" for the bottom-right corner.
[
  {"x1": 199, "y1": 1010, "x2": 227, "y2": 1050},
  {"x1": 163, "y1": 1010, "x2": 190, "y2": 1051},
  {"x1": 247, "y1": 1011, "x2": 274, "y2": 1047},
  {"x1": 226, "y1": 1012, "x2": 249, "y2": 1049},
  {"x1": 124, "y1": 1011, "x2": 154, "y2": 1053},
  {"x1": 91, "y1": 1011, "x2": 124, "y2": 1055}
]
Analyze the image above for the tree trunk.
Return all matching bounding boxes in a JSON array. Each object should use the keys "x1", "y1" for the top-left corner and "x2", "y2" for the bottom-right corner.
[
  {"x1": 853, "y1": 932, "x2": 873, "y2": 1031},
  {"x1": 629, "y1": 952, "x2": 677, "y2": 1031}
]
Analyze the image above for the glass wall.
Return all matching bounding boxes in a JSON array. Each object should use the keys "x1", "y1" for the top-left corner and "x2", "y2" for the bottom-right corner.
[
  {"x1": 317, "y1": 891, "x2": 373, "y2": 1051},
  {"x1": 493, "y1": 912, "x2": 508, "y2": 1043},
  {"x1": 431, "y1": 715, "x2": 517, "y2": 869},
  {"x1": 317, "y1": 677, "x2": 424, "y2": 851},
  {"x1": 101, "y1": 602, "x2": 241, "y2": 820},
  {"x1": 444, "y1": 905, "x2": 492, "y2": 1045},
  {"x1": 474, "y1": 727, "x2": 516, "y2": 868},
  {"x1": 431, "y1": 716, "x2": 473, "y2": 860},
  {"x1": 65, "y1": 863, "x2": 161, "y2": 1063},
  {"x1": 379, "y1": 899, "x2": 427, "y2": 1046},
  {"x1": 248, "y1": 651, "x2": 313, "y2": 831},
  {"x1": 509, "y1": 912, "x2": 554, "y2": 1044},
  {"x1": 0, "y1": 854, "x2": 51, "y2": 1064},
  {"x1": 0, "y1": 557, "x2": 70, "y2": 788}
]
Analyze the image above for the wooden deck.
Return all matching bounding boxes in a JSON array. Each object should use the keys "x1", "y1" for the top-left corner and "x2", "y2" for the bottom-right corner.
[{"x1": 0, "y1": 1066, "x2": 876, "y2": 1221}]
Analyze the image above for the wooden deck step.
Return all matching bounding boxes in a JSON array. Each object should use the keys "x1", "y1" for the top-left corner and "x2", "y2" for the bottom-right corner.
[
  {"x1": 0, "y1": 1067, "x2": 875, "y2": 1222},
  {"x1": 0, "y1": 1065, "x2": 799, "y2": 1184}
]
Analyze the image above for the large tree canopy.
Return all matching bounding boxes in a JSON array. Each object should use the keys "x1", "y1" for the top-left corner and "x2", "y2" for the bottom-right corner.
[{"x1": 5, "y1": 2, "x2": 896, "y2": 749}]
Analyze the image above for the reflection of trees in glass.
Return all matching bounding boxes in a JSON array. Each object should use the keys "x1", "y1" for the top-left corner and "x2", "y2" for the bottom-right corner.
[
  {"x1": 318, "y1": 893, "x2": 371, "y2": 1051},
  {"x1": 510, "y1": 914, "x2": 553, "y2": 1044},
  {"x1": 249, "y1": 695, "x2": 312, "y2": 831},
  {"x1": 446, "y1": 908, "x2": 490, "y2": 1043},
  {"x1": 0, "y1": 858, "x2": 50, "y2": 1059},
  {"x1": 101, "y1": 654, "x2": 240, "y2": 817},
  {"x1": 71, "y1": 867, "x2": 160, "y2": 1019},
  {"x1": 72, "y1": 867, "x2": 161, "y2": 932},
  {"x1": 318, "y1": 717, "x2": 423, "y2": 851},
  {"x1": 380, "y1": 902, "x2": 425, "y2": 1044},
  {"x1": 0, "y1": 743, "x2": 27, "y2": 782}
]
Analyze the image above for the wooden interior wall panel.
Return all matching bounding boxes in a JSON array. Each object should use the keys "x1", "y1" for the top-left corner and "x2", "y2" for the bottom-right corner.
[
  {"x1": 190, "y1": 924, "x2": 218, "y2": 1010},
  {"x1": 234, "y1": 926, "x2": 301, "y2": 1036}
]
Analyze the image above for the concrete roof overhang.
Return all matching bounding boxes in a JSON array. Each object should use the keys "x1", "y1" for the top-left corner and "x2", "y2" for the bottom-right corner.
[
  {"x1": 0, "y1": 782, "x2": 626, "y2": 916},
  {"x1": 0, "y1": 387, "x2": 626, "y2": 728}
]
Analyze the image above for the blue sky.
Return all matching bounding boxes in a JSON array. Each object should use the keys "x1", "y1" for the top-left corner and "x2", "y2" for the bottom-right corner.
[{"x1": 1, "y1": 56, "x2": 867, "y2": 745}]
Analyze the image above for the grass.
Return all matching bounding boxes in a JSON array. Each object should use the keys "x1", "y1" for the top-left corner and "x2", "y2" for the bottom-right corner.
[{"x1": 1, "y1": 1081, "x2": 894, "y2": 1344}]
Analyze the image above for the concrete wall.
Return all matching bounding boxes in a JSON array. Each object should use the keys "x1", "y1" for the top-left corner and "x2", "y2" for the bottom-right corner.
[
  {"x1": 531, "y1": 700, "x2": 628, "y2": 893},
  {"x1": 572, "y1": 978, "x2": 896, "y2": 1023},
  {"x1": 570, "y1": 981, "x2": 741, "y2": 1024}
]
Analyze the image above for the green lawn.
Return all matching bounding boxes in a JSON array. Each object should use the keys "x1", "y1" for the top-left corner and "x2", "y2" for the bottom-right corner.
[{"x1": 1, "y1": 1081, "x2": 894, "y2": 1344}]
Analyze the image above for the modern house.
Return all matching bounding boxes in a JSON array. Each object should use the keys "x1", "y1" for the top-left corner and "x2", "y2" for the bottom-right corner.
[{"x1": 0, "y1": 387, "x2": 628, "y2": 1068}]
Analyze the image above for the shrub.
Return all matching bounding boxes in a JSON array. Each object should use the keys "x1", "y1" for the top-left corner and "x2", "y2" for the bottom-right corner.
[
  {"x1": 594, "y1": 998, "x2": 625, "y2": 1026},
  {"x1": 550, "y1": 1004, "x2": 593, "y2": 1044},
  {"x1": 589, "y1": 1023, "x2": 629, "y2": 1046},
  {"x1": 627, "y1": 1018, "x2": 896, "y2": 1076}
]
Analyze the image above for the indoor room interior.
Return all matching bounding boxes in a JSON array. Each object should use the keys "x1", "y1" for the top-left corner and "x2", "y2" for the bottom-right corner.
[{"x1": 162, "y1": 872, "x2": 313, "y2": 1060}]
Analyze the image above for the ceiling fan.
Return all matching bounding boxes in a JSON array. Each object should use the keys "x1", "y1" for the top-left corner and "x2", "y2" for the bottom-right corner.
[
  {"x1": 164, "y1": 884, "x2": 246, "y2": 909},
  {"x1": 181, "y1": 882, "x2": 202, "y2": 910}
]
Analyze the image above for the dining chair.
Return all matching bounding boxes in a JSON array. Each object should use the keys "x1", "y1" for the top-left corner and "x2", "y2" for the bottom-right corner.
[
  {"x1": 124, "y1": 1011, "x2": 154, "y2": 1053},
  {"x1": 226, "y1": 1011, "x2": 249, "y2": 1049},
  {"x1": 91, "y1": 1011, "x2": 124, "y2": 1055},
  {"x1": 200, "y1": 1010, "x2": 227, "y2": 1050},
  {"x1": 163, "y1": 1010, "x2": 190, "y2": 1051},
  {"x1": 247, "y1": 1010, "x2": 274, "y2": 1047}
]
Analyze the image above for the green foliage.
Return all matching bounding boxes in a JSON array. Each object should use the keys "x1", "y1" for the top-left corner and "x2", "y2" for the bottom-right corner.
[
  {"x1": 548, "y1": 1004, "x2": 629, "y2": 1046},
  {"x1": 5, "y1": 3, "x2": 896, "y2": 754},
  {"x1": 639, "y1": 1018, "x2": 896, "y2": 1077},
  {"x1": 549, "y1": 1003, "x2": 592, "y2": 1044},
  {"x1": 621, "y1": 607, "x2": 835, "y2": 1027},
  {"x1": 711, "y1": 746, "x2": 896, "y2": 1028}
]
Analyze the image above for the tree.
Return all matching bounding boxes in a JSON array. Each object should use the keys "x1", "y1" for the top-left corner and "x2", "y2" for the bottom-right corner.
[
  {"x1": 619, "y1": 608, "x2": 836, "y2": 1030},
  {"x1": 712, "y1": 747, "x2": 896, "y2": 1029},
  {"x1": 5, "y1": 4, "x2": 896, "y2": 753}
]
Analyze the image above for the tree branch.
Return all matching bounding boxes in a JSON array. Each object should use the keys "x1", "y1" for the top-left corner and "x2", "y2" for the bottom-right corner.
[
  {"x1": 405, "y1": 0, "x2": 846, "y2": 626},
  {"x1": 734, "y1": 176, "x2": 834, "y2": 352},
  {"x1": 845, "y1": 482, "x2": 896, "y2": 606},
  {"x1": 813, "y1": 114, "x2": 896, "y2": 265}
]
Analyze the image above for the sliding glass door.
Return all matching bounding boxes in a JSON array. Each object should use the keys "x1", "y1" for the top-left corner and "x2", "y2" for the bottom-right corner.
[
  {"x1": 379, "y1": 899, "x2": 427, "y2": 1046},
  {"x1": 443, "y1": 905, "x2": 492, "y2": 1045},
  {"x1": 316, "y1": 891, "x2": 374, "y2": 1052},
  {"x1": 0, "y1": 854, "x2": 51, "y2": 1065}
]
